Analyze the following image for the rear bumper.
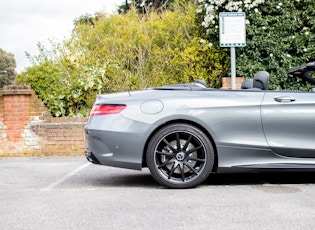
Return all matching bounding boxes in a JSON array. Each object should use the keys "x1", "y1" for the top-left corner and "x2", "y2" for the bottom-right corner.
[{"x1": 84, "y1": 115, "x2": 155, "y2": 170}]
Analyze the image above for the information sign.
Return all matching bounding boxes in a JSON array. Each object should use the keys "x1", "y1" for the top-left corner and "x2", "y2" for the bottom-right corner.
[{"x1": 219, "y1": 12, "x2": 246, "y2": 47}]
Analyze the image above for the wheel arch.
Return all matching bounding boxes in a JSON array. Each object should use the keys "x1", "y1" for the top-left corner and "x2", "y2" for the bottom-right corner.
[{"x1": 142, "y1": 119, "x2": 218, "y2": 172}]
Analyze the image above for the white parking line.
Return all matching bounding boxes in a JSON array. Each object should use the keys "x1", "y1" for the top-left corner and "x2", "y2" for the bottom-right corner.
[{"x1": 42, "y1": 163, "x2": 91, "y2": 191}]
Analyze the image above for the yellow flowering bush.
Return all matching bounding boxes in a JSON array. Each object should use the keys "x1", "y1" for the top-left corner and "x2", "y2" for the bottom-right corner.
[{"x1": 18, "y1": 1, "x2": 227, "y2": 116}]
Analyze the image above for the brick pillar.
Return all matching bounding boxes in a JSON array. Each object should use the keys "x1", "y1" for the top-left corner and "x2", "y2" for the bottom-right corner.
[
  {"x1": 1, "y1": 85, "x2": 32, "y2": 142},
  {"x1": 221, "y1": 77, "x2": 245, "y2": 90}
]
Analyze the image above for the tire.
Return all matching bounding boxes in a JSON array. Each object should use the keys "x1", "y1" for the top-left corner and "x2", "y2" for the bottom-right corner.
[{"x1": 146, "y1": 123, "x2": 214, "y2": 189}]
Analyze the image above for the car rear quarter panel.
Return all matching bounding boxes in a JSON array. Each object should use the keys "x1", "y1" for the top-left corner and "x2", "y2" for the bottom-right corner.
[
  {"x1": 86, "y1": 89, "x2": 269, "y2": 170},
  {"x1": 126, "y1": 90, "x2": 268, "y2": 148}
]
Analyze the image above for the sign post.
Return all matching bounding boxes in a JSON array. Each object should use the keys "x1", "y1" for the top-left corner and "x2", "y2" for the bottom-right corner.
[{"x1": 219, "y1": 12, "x2": 246, "y2": 90}]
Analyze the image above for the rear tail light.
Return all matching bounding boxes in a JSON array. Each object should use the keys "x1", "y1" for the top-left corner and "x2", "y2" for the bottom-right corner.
[{"x1": 89, "y1": 104, "x2": 127, "y2": 116}]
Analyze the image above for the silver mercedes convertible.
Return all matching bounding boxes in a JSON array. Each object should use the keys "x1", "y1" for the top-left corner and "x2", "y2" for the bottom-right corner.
[{"x1": 85, "y1": 62, "x2": 315, "y2": 188}]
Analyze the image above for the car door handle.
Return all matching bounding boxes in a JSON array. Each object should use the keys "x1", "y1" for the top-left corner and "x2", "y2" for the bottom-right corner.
[{"x1": 274, "y1": 96, "x2": 296, "y2": 103}]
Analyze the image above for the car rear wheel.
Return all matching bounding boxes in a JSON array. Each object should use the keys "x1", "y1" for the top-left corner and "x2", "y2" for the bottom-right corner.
[{"x1": 146, "y1": 123, "x2": 214, "y2": 189}]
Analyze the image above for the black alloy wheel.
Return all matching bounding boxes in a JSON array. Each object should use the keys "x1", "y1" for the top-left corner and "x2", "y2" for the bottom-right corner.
[{"x1": 146, "y1": 123, "x2": 214, "y2": 189}]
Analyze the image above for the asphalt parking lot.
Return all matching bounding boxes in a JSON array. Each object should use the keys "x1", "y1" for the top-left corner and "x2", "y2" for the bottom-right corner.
[{"x1": 1, "y1": 156, "x2": 315, "y2": 230}]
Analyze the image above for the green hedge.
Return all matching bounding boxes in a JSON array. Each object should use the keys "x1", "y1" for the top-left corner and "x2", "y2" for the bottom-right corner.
[{"x1": 198, "y1": 0, "x2": 315, "y2": 90}]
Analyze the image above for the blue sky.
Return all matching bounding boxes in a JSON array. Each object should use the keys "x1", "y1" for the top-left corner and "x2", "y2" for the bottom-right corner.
[{"x1": 0, "y1": 0, "x2": 124, "y2": 72}]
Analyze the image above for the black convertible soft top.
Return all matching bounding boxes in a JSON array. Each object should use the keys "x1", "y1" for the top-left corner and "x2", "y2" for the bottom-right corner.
[
  {"x1": 153, "y1": 80, "x2": 212, "y2": 91},
  {"x1": 153, "y1": 84, "x2": 209, "y2": 91}
]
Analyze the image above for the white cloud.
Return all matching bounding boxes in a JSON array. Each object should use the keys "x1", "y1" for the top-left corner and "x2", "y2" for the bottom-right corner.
[{"x1": 0, "y1": 0, "x2": 125, "y2": 72}]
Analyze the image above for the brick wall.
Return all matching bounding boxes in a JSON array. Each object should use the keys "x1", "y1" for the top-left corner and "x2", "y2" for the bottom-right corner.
[
  {"x1": 0, "y1": 85, "x2": 87, "y2": 157},
  {"x1": 0, "y1": 79, "x2": 244, "y2": 157}
]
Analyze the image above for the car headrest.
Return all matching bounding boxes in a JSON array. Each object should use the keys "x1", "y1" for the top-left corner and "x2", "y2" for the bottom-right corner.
[
  {"x1": 253, "y1": 71, "x2": 269, "y2": 90},
  {"x1": 241, "y1": 79, "x2": 253, "y2": 89}
]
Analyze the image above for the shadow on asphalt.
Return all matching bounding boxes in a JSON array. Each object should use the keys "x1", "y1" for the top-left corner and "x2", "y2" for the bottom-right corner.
[
  {"x1": 204, "y1": 172, "x2": 315, "y2": 186},
  {"x1": 91, "y1": 173, "x2": 158, "y2": 188},
  {"x1": 87, "y1": 171, "x2": 315, "y2": 188}
]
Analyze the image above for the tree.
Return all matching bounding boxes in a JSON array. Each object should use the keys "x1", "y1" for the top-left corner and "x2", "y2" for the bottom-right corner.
[
  {"x1": 118, "y1": 0, "x2": 179, "y2": 14},
  {"x1": 198, "y1": 0, "x2": 315, "y2": 90},
  {"x1": 0, "y1": 48, "x2": 16, "y2": 89},
  {"x1": 17, "y1": 1, "x2": 227, "y2": 117}
]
